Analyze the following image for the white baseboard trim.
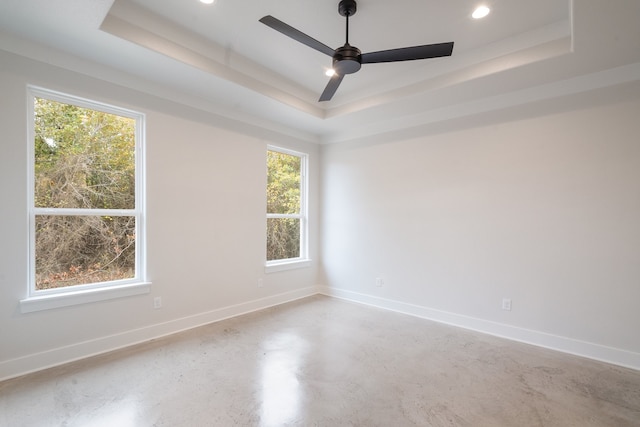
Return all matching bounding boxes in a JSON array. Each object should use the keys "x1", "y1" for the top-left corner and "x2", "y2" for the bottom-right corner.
[
  {"x1": 319, "y1": 286, "x2": 640, "y2": 372},
  {"x1": 4, "y1": 285, "x2": 637, "y2": 381},
  {"x1": 0, "y1": 286, "x2": 317, "y2": 382}
]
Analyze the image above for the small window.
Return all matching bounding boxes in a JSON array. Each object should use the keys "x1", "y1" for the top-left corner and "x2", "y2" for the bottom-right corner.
[
  {"x1": 266, "y1": 147, "x2": 309, "y2": 269},
  {"x1": 27, "y1": 87, "x2": 146, "y2": 300}
]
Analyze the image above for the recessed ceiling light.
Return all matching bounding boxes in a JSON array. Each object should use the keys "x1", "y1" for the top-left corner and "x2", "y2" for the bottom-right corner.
[
  {"x1": 200, "y1": 0, "x2": 214, "y2": 4},
  {"x1": 472, "y1": 5, "x2": 490, "y2": 19}
]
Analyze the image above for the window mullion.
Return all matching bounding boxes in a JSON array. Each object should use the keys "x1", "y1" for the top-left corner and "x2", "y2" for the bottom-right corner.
[
  {"x1": 33, "y1": 208, "x2": 137, "y2": 216},
  {"x1": 266, "y1": 213, "x2": 302, "y2": 219}
]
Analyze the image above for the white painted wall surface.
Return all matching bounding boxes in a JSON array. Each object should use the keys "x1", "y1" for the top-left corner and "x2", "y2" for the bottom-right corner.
[
  {"x1": 1, "y1": 45, "x2": 639, "y2": 379},
  {"x1": 320, "y1": 97, "x2": 640, "y2": 369},
  {"x1": 0, "y1": 50, "x2": 320, "y2": 380}
]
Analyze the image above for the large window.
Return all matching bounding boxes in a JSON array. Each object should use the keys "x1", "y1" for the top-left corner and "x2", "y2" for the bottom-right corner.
[
  {"x1": 266, "y1": 147, "x2": 309, "y2": 269},
  {"x1": 25, "y1": 87, "x2": 147, "y2": 308}
]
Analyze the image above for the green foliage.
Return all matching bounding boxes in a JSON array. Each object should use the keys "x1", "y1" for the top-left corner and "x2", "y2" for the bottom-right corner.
[
  {"x1": 266, "y1": 151, "x2": 302, "y2": 261},
  {"x1": 35, "y1": 215, "x2": 136, "y2": 289},
  {"x1": 267, "y1": 151, "x2": 300, "y2": 214},
  {"x1": 34, "y1": 97, "x2": 135, "y2": 209},
  {"x1": 267, "y1": 218, "x2": 300, "y2": 261},
  {"x1": 34, "y1": 97, "x2": 137, "y2": 289}
]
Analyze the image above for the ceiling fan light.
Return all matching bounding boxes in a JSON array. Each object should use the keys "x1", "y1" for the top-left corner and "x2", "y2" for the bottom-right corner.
[
  {"x1": 325, "y1": 68, "x2": 336, "y2": 77},
  {"x1": 472, "y1": 6, "x2": 490, "y2": 19}
]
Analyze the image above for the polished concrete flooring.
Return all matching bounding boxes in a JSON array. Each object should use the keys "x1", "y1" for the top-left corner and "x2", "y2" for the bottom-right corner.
[{"x1": 1, "y1": 295, "x2": 639, "y2": 426}]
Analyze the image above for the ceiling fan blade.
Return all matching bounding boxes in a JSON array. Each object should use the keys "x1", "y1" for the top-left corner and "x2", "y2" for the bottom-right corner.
[
  {"x1": 259, "y1": 15, "x2": 335, "y2": 57},
  {"x1": 361, "y1": 41, "x2": 454, "y2": 64},
  {"x1": 319, "y1": 73, "x2": 345, "y2": 102}
]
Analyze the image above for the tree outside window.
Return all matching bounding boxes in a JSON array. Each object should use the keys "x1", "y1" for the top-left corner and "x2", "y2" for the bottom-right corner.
[
  {"x1": 266, "y1": 148, "x2": 308, "y2": 263},
  {"x1": 30, "y1": 89, "x2": 144, "y2": 292}
]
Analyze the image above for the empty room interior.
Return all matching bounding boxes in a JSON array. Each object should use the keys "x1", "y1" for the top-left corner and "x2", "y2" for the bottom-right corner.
[{"x1": 1, "y1": 0, "x2": 639, "y2": 425}]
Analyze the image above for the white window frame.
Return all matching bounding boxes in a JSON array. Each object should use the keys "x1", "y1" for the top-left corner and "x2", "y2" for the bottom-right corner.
[
  {"x1": 20, "y1": 86, "x2": 149, "y2": 313},
  {"x1": 265, "y1": 146, "x2": 310, "y2": 273}
]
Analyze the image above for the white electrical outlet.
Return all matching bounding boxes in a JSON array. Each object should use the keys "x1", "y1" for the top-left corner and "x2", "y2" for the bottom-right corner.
[
  {"x1": 154, "y1": 296, "x2": 162, "y2": 309},
  {"x1": 375, "y1": 277, "x2": 383, "y2": 287},
  {"x1": 257, "y1": 278, "x2": 264, "y2": 288},
  {"x1": 502, "y1": 298, "x2": 512, "y2": 311}
]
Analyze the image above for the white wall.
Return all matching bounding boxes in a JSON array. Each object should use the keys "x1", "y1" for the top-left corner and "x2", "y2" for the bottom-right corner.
[
  {"x1": 0, "y1": 50, "x2": 320, "y2": 380},
  {"x1": 2, "y1": 45, "x2": 639, "y2": 380},
  {"x1": 320, "y1": 97, "x2": 640, "y2": 369}
]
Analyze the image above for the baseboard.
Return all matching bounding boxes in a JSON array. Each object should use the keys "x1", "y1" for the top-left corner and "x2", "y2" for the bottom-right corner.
[
  {"x1": 0, "y1": 286, "x2": 318, "y2": 382},
  {"x1": 319, "y1": 286, "x2": 640, "y2": 372},
  {"x1": 4, "y1": 285, "x2": 637, "y2": 382}
]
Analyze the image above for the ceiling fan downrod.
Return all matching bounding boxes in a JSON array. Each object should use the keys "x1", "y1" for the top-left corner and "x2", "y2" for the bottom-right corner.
[{"x1": 339, "y1": 0, "x2": 357, "y2": 43}]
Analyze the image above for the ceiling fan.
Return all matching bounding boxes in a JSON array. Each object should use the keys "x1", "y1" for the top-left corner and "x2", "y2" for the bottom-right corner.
[{"x1": 259, "y1": 0, "x2": 454, "y2": 102}]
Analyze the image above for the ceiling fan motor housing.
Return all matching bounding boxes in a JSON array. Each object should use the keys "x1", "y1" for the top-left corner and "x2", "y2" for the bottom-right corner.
[{"x1": 334, "y1": 44, "x2": 362, "y2": 74}]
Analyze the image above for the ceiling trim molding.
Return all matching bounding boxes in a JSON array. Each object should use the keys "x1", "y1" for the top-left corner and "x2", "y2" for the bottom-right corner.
[
  {"x1": 101, "y1": 0, "x2": 325, "y2": 118},
  {"x1": 320, "y1": 61, "x2": 640, "y2": 145},
  {"x1": 0, "y1": 43, "x2": 322, "y2": 144},
  {"x1": 325, "y1": 35, "x2": 572, "y2": 120}
]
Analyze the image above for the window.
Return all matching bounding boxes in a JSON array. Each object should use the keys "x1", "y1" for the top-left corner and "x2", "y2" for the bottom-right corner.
[
  {"x1": 22, "y1": 87, "x2": 148, "y2": 312},
  {"x1": 266, "y1": 146, "x2": 309, "y2": 271}
]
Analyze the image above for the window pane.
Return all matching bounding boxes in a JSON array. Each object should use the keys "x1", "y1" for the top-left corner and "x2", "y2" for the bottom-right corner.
[
  {"x1": 35, "y1": 215, "x2": 136, "y2": 290},
  {"x1": 267, "y1": 150, "x2": 300, "y2": 214},
  {"x1": 34, "y1": 98, "x2": 135, "y2": 209},
  {"x1": 267, "y1": 218, "x2": 300, "y2": 261}
]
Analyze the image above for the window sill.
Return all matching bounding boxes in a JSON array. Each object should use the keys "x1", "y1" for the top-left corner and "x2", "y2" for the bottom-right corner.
[
  {"x1": 20, "y1": 281, "x2": 151, "y2": 313},
  {"x1": 265, "y1": 259, "x2": 312, "y2": 273}
]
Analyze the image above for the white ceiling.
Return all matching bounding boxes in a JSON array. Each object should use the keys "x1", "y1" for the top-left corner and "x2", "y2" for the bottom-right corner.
[{"x1": 0, "y1": 0, "x2": 639, "y2": 144}]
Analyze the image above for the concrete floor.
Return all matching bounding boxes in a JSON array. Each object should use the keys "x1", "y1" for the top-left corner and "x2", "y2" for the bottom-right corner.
[{"x1": 1, "y1": 295, "x2": 639, "y2": 426}]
